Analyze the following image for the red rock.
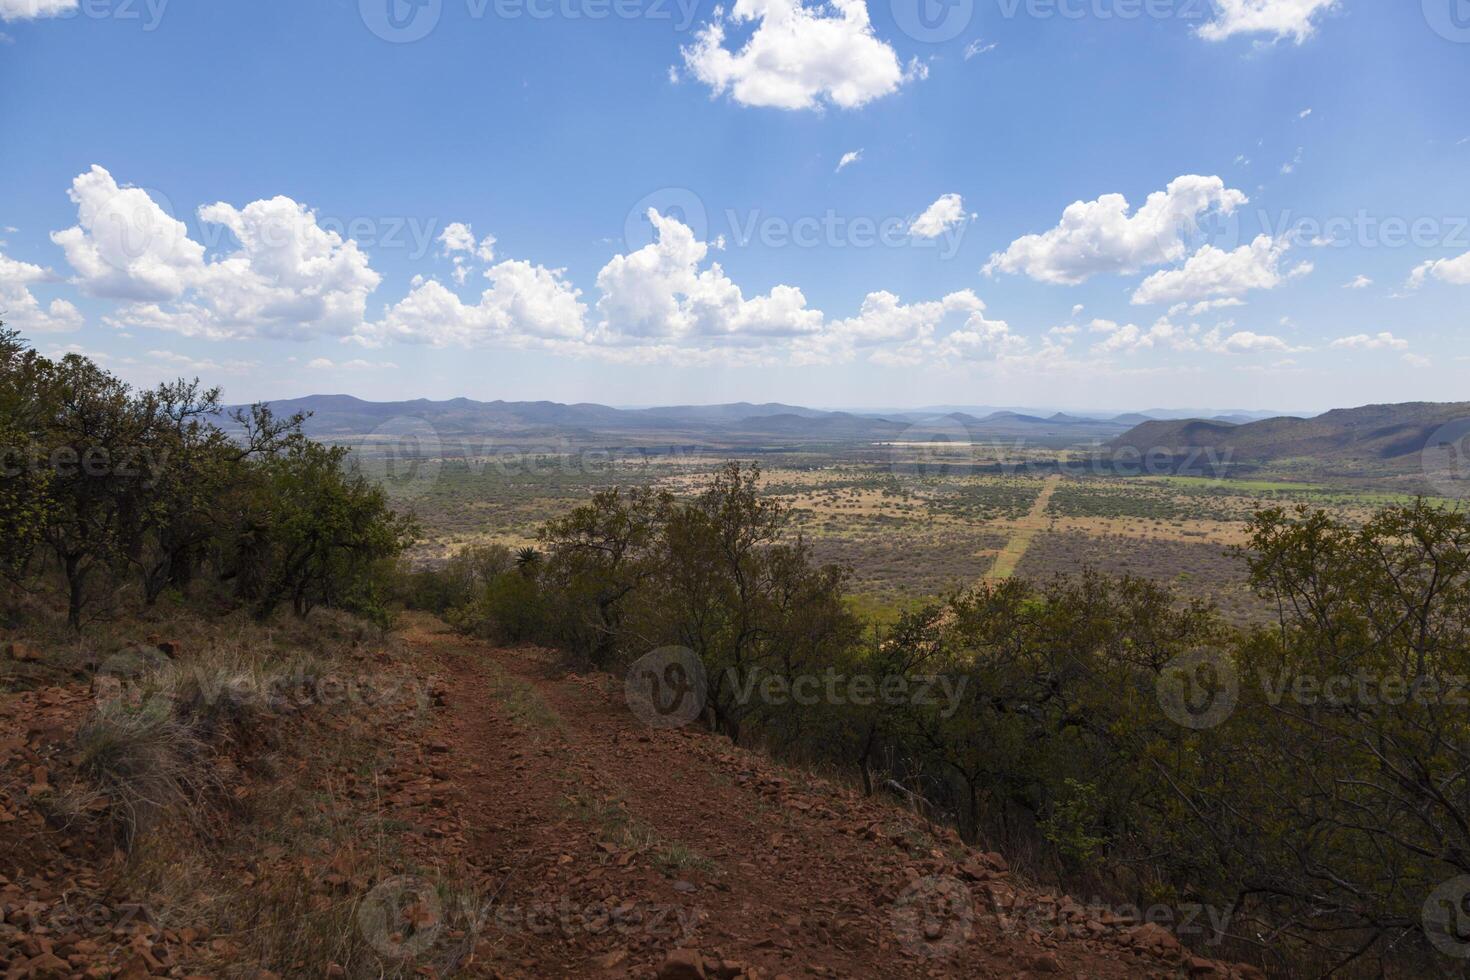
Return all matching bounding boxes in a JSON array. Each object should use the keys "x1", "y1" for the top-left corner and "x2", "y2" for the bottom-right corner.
[
  {"x1": 6, "y1": 642, "x2": 38, "y2": 663},
  {"x1": 658, "y1": 948, "x2": 707, "y2": 980}
]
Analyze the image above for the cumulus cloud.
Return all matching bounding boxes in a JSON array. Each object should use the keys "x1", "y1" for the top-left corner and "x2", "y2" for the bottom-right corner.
[
  {"x1": 835, "y1": 150, "x2": 862, "y2": 173},
  {"x1": 1088, "y1": 318, "x2": 1188, "y2": 355},
  {"x1": 52, "y1": 165, "x2": 206, "y2": 303},
  {"x1": 1330, "y1": 332, "x2": 1408, "y2": 351},
  {"x1": 52, "y1": 166, "x2": 381, "y2": 340},
  {"x1": 0, "y1": 251, "x2": 84, "y2": 334},
  {"x1": 984, "y1": 175, "x2": 1248, "y2": 285},
  {"x1": 0, "y1": 0, "x2": 77, "y2": 21},
  {"x1": 1196, "y1": 0, "x2": 1338, "y2": 44},
  {"x1": 1131, "y1": 235, "x2": 1311, "y2": 305},
  {"x1": 1090, "y1": 316, "x2": 1303, "y2": 356},
  {"x1": 1343, "y1": 275, "x2": 1372, "y2": 289},
  {"x1": 681, "y1": 0, "x2": 911, "y2": 110},
  {"x1": 595, "y1": 208, "x2": 822, "y2": 343},
  {"x1": 439, "y1": 221, "x2": 497, "y2": 284},
  {"x1": 909, "y1": 194, "x2": 968, "y2": 239},
  {"x1": 1408, "y1": 252, "x2": 1470, "y2": 288},
  {"x1": 360, "y1": 260, "x2": 588, "y2": 349}
]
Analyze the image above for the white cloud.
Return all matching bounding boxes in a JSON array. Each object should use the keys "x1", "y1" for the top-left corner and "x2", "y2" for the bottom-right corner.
[
  {"x1": 1168, "y1": 298, "x2": 1245, "y2": 316},
  {"x1": 1330, "y1": 332, "x2": 1408, "y2": 351},
  {"x1": 909, "y1": 193, "x2": 968, "y2": 239},
  {"x1": 836, "y1": 150, "x2": 862, "y2": 173},
  {"x1": 1089, "y1": 318, "x2": 1187, "y2": 355},
  {"x1": 0, "y1": 0, "x2": 77, "y2": 21},
  {"x1": 1280, "y1": 146, "x2": 1303, "y2": 175},
  {"x1": 1090, "y1": 316, "x2": 1303, "y2": 356},
  {"x1": 53, "y1": 166, "x2": 381, "y2": 341},
  {"x1": 0, "y1": 251, "x2": 84, "y2": 334},
  {"x1": 1196, "y1": 0, "x2": 1338, "y2": 44},
  {"x1": 1131, "y1": 235, "x2": 1310, "y2": 305},
  {"x1": 984, "y1": 175, "x2": 1248, "y2": 285},
  {"x1": 1343, "y1": 275, "x2": 1372, "y2": 289},
  {"x1": 361, "y1": 259, "x2": 588, "y2": 348},
  {"x1": 681, "y1": 0, "x2": 910, "y2": 110},
  {"x1": 594, "y1": 208, "x2": 822, "y2": 343},
  {"x1": 963, "y1": 39, "x2": 997, "y2": 59},
  {"x1": 1403, "y1": 353, "x2": 1432, "y2": 369},
  {"x1": 308, "y1": 356, "x2": 398, "y2": 370},
  {"x1": 439, "y1": 221, "x2": 498, "y2": 284},
  {"x1": 1298, "y1": 108, "x2": 1312, "y2": 119},
  {"x1": 1202, "y1": 328, "x2": 1299, "y2": 354},
  {"x1": 1408, "y1": 252, "x2": 1470, "y2": 288},
  {"x1": 52, "y1": 165, "x2": 206, "y2": 302}
]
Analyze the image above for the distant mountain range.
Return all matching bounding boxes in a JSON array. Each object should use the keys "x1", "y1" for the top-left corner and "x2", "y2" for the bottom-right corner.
[{"x1": 223, "y1": 394, "x2": 1289, "y2": 448}]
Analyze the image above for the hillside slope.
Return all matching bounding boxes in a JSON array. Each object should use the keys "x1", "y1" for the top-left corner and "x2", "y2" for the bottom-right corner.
[
  {"x1": 1112, "y1": 402, "x2": 1470, "y2": 479},
  {"x1": 1, "y1": 612, "x2": 1263, "y2": 978},
  {"x1": 396, "y1": 616, "x2": 1259, "y2": 979}
]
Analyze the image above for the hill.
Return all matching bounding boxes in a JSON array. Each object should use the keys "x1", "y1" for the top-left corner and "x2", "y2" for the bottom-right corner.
[{"x1": 1112, "y1": 401, "x2": 1470, "y2": 485}]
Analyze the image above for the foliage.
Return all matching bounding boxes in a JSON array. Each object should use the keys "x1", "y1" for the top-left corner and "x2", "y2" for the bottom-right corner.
[{"x1": 0, "y1": 327, "x2": 415, "y2": 627}]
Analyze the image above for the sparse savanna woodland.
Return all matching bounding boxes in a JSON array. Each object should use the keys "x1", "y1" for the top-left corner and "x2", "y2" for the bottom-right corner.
[
  {"x1": 418, "y1": 454, "x2": 1470, "y2": 976},
  {"x1": 5, "y1": 330, "x2": 1470, "y2": 976}
]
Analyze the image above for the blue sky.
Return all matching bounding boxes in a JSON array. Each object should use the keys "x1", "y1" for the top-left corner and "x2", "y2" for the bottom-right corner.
[{"x1": 0, "y1": 0, "x2": 1466, "y2": 411}]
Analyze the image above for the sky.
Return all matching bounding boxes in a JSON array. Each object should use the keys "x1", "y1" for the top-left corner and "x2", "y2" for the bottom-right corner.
[{"x1": 0, "y1": 0, "x2": 1467, "y2": 412}]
